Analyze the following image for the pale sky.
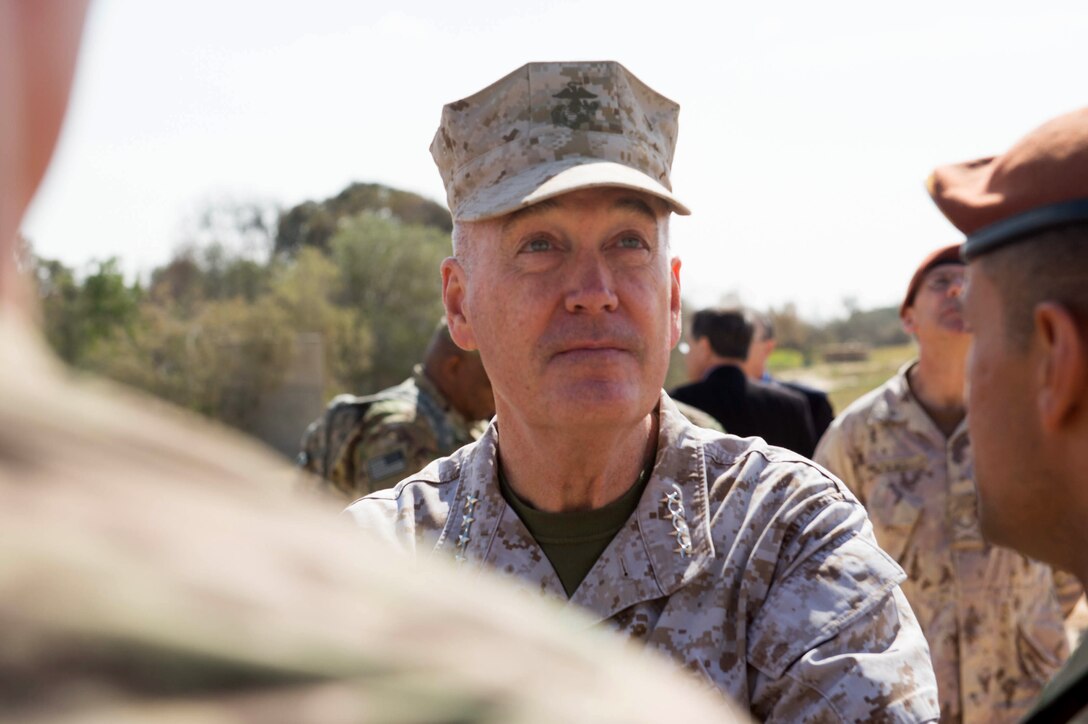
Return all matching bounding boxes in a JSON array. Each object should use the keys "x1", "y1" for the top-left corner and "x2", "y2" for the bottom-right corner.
[{"x1": 23, "y1": 0, "x2": 1088, "y2": 320}]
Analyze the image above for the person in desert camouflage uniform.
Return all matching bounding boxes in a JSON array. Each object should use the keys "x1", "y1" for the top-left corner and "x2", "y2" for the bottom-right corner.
[
  {"x1": 815, "y1": 244, "x2": 1083, "y2": 723},
  {"x1": 927, "y1": 107, "x2": 1088, "y2": 724},
  {"x1": 299, "y1": 320, "x2": 494, "y2": 501},
  {"x1": 0, "y1": 6, "x2": 754, "y2": 722},
  {"x1": 348, "y1": 60, "x2": 940, "y2": 720}
]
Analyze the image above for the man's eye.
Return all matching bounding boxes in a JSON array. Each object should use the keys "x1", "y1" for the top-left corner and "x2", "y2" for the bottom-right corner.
[
  {"x1": 617, "y1": 235, "x2": 646, "y2": 250},
  {"x1": 524, "y1": 238, "x2": 553, "y2": 252}
]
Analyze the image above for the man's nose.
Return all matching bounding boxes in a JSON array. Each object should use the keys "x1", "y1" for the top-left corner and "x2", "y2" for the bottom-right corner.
[{"x1": 564, "y1": 253, "x2": 619, "y2": 313}]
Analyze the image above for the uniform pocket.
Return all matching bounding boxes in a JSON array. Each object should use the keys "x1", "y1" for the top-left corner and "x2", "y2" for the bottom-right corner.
[
  {"x1": 865, "y1": 478, "x2": 924, "y2": 563},
  {"x1": 1017, "y1": 618, "x2": 1067, "y2": 686}
]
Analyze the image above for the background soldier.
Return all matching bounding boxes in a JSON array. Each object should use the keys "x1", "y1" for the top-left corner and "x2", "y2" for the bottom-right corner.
[
  {"x1": 349, "y1": 60, "x2": 939, "y2": 721},
  {"x1": 816, "y1": 244, "x2": 1082, "y2": 723},
  {"x1": 0, "y1": 5, "x2": 751, "y2": 721},
  {"x1": 299, "y1": 319, "x2": 493, "y2": 501},
  {"x1": 928, "y1": 106, "x2": 1088, "y2": 723}
]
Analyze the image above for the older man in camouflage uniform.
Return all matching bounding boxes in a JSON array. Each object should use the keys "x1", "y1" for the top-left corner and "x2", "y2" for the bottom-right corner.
[
  {"x1": 348, "y1": 61, "x2": 940, "y2": 720},
  {"x1": 299, "y1": 320, "x2": 493, "y2": 501},
  {"x1": 816, "y1": 245, "x2": 1083, "y2": 723},
  {"x1": 928, "y1": 107, "x2": 1088, "y2": 723},
  {"x1": 0, "y1": 7, "x2": 755, "y2": 722}
]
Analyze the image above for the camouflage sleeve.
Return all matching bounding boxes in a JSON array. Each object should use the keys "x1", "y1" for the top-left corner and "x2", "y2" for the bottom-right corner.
[
  {"x1": 813, "y1": 419, "x2": 865, "y2": 504},
  {"x1": 350, "y1": 413, "x2": 441, "y2": 499},
  {"x1": 298, "y1": 418, "x2": 323, "y2": 472},
  {"x1": 752, "y1": 585, "x2": 939, "y2": 722},
  {"x1": 746, "y1": 471, "x2": 940, "y2": 721},
  {"x1": 1053, "y1": 569, "x2": 1086, "y2": 619},
  {"x1": 296, "y1": 415, "x2": 328, "y2": 489}
]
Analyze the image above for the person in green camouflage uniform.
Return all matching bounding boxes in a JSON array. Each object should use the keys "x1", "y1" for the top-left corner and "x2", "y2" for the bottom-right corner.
[
  {"x1": 927, "y1": 107, "x2": 1088, "y2": 724},
  {"x1": 299, "y1": 321, "x2": 493, "y2": 501}
]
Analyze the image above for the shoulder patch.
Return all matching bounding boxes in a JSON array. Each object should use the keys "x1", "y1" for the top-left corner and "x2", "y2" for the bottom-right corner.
[{"x1": 366, "y1": 448, "x2": 409, "y2": 482}]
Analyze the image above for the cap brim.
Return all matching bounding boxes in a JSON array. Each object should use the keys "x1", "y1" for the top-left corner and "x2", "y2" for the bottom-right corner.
[{"x1": 455, "y1": 158, "x2": 691, "y2": 221}]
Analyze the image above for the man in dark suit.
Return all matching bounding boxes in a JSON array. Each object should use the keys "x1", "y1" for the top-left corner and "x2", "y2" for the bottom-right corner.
[
  {"x1": 745, "y1": 312, "x2": 835, "y2": 441},
  {"x1": 671, "y1": 307, "x2": 817, "y2": 456}
]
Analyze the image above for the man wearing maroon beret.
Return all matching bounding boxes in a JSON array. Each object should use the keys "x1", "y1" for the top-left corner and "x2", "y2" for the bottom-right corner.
[
  {"x1": 929, "y1": 107, "x2": 1088, "y2": 723},
  {"x1": 816, "y1": 242, "x2": 1082, "y2": 723}
]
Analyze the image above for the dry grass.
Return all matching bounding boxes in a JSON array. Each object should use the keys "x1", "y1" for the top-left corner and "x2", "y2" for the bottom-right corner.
[{"x1": 775, "y1": 343, "x2": 917, "y2": 416}]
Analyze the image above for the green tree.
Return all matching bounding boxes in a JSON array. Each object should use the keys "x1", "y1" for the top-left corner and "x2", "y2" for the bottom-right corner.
[
  {"x1": 84, "y1": 297, "x2": 294, "y2": 429},
  {"x1": 33, "y1": 256, "x2": 139, "y2": 366},
  {"x1": 34, "y1": 257, "x2": 82, "y2": 363},
  {"x1": 274, "y1": 182, "x2": 451, "y2": 257},
  {"x1": 328, "y1": 212, "x2": 448, "y2": 392}
]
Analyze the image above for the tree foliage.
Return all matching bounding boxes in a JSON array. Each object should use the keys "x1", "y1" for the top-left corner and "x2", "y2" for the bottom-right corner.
[
  {"x1": 274, "y1": 182, "x2": 451, "y2": 257},
  {"x1": 27, "y1": 181, "x2": 910, "y2": 439},
  {"x1": 28, "y1": 184, "x2": 451, "y2": 437},
  {"x1": 35, "y1": 256, "x2": 140, "y2": 366}
]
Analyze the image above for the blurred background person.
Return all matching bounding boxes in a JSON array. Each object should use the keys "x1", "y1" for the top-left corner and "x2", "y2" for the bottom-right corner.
[
  {"x1": 816, "y1": 244, "x2": 1083, "y2": 723},
  {"x1": 745, "y1": 311, "x2": 834, "y2": 440},
  {"x1": 672, "y1": 306, "x2": 817, "y2": 455},
  {"x1": 299, "y1": 318, "x2": 493, "y2": 502}
]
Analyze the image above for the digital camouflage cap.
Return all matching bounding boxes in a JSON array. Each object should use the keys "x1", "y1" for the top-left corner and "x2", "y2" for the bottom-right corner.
[{"x1": 430, "y1": 61, "x2": 691, "y2": 222}]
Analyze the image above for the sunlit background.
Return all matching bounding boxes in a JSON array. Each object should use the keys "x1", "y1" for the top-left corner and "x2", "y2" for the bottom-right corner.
[{"x1": 26, "y1": 0, "x2": 1088, "y2": 317}]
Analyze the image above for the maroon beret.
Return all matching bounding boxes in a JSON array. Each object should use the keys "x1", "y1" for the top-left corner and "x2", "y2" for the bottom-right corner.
[
  {"x1": 900, "y1": 243, "x2": 964, "y2": 317},
  {"x1": 927, "y1": 107, "x2": 1088, "y2": 261}
]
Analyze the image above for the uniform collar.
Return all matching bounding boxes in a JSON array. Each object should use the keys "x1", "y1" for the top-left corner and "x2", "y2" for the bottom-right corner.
[
  {"x1": 571, "y1": 393, "x2": 717, "y2": 619},
  {"x1": 868, "y1": 360, "x2": 968, "y2": 442},
  {"x1": 867, "y1": 361, "x2": 918, "y2": 426},
  {"x1": 434, "y1": 392, "x2": 716, "y2": 622}
]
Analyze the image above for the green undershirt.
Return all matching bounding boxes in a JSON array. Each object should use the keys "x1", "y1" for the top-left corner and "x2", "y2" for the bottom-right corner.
[{"x1": 498, "y1": 463, "x2": 651, "y2": 598}]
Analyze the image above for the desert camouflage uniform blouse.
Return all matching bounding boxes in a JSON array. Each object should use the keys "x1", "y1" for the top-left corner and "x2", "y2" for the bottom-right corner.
[
  {"x1": 348, "y1": 392, "x2": 940, "y2": 722},
  {"x1": 816, "y1": 363, "x2": 1083, "y2": 723}
]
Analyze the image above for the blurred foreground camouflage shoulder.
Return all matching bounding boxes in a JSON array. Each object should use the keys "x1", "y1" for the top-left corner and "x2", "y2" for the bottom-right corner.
[{"x1": 0, "y1": 312, "x2": 747, "y2": 723}]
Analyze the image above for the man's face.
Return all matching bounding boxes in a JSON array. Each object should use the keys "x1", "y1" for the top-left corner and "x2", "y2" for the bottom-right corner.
[
  {"x1": 746, "y1": 322, "x2": 774, "y2": 379},
  {"x1": 902, "y1": 263, "x2": 968, "y2": 346},
  {"x1": 962, "y1": 264, "x2": 1044, "y2": 553},
  {"x1": 442, "y1": 187, "x2": 681, "y2": 430}
]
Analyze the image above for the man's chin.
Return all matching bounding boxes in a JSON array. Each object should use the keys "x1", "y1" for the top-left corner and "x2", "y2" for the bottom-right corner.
[
  {"x1": 547, "y1": 384, "x2": 657, "y2": 424},
  {"x1": 978, "y1": 497, "x2": 1034, "y2": 560},
  {"x1": 938, "y1": 311, "x2": 968, "y2": 333}
]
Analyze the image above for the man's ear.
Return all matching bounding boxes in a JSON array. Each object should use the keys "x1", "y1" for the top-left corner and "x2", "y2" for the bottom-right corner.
[
  {"x1": 900, "y1": 307, "x2": 916, "y2": 337},
  {"x1": 669, "y1": 256, "x2": 683, "y2": 348},
  {"x1": 1035, "y1": 302, "x2": 1087, "y2": 432},
  {"x1": 441, "y1": 257, "x2": 477, "y2": 351}
]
